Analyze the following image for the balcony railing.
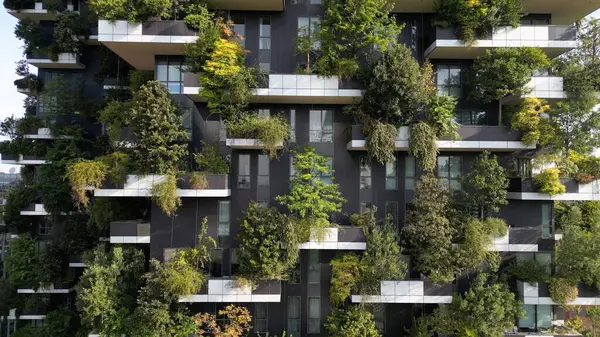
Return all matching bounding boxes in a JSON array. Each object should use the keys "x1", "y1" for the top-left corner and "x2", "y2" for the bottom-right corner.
[
  {"x1": 299, "y1": 227, "x2": 367, "y2": 250},
  {"x1": 522, "y1": 281, "x2": 600, "y2": 305},
  {"x1": 26, "y1": 51, "x2": 84, "y2": 69},
  {"x1": 95, "y1": 174, "x2": 231, "y2": 197},
  {"x1": 507, "y1": 177, "x2": 600, "y2": 201},
  {"x1": 352, "y1": 280, "x2": 454, "y2": 303},
  {"x1": 110, "y1": 220, "x2": 150, "y2": 244},
  {"x1": 179, "y1": 279, "x2": 281, "y2": 303}
]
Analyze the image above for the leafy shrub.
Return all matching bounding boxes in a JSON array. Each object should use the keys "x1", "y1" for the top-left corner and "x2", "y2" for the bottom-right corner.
[
  {"x1": 409, "y1": 122, "x2": 438, "y2": 171},
  {"x1": 14, "y1": 18, "x2": 42, "y2": 54},
  {"x1": 506, "y1": 97, "x2": 551, "y2": 146},
  {"x1": 194, "y1": 141, "x2": 229, "y2": 174},
  {"x1": 534, "y1": 168, "x2": 566, "y2": 195},
  {"x1": 506, "y1": 259, "x2": 550, "y2": 284},
  {"x1": 194, "y1": 304, "x2": 252, "y2": 337},
  {"x1": 326, "y1": 306, "x2": 381, "y2": 337},
  {"x1": 98, "y1": 152, "x2": 130, "y2": 185},
  {"x1": 5, "y1": 235, "x2": 38, "y2": 288},
  {"x1": 128, "y1": 70, "x2": 154, "y2": 91},
  {"x1": 151, "y1": 174, "x2": 181, "y2": 216},
  {"x1": 330, "y1": 254, "x2": 360, "y2": 306},
  {"x1": 549, "y1": 277, "x2": 578, "y2": 303},
  {"x1": 226, "y1": 114, "x2": 291, "y2": 158},
  {"x1": 3, "y1": 0, "x2": 34, "y2": 10},
  {"x1": 575, "y1": 172, "x2": 596, "y2": 184},
  {"x1": 428, "y1": 95, "x2": 458, "y2": 139},
  {"x1": 571, "y1": 151, "x2": 600, "y2": 182},
  {"x1": 66, "y1": 159, "x2": 108, "y2": 206},
  {"x1": 88, "y1": 0, "x2": 171, "y2": 23},
  {"x1": 49, "y1": 12, "x2": 86, "y2": 61},
  {"x1": 163, "y1": 250, "x2": 204, "y2": 297},
  {"x1": 190, "y1": 172, "x2": 208, "y2": 189},
  {"x1": 363, "y1": 120, "x2": 397, "y2": 165},
  {"x1": 469, "y1": 47, "x2": 550, "y2": 103}
]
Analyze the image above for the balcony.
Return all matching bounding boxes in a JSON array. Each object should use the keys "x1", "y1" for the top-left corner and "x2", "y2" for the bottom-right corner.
[
  {"x1": 347, "y1": 125, "x2": 533, "y2": 152},
  {"x1": 94, "y1": 174, "x2": 231, "y2": 197},
  {"x1": 17, "y1": 283, "x2": 75, "y2": 294},
  {"x1": 23, "y1": 127, "x2": 64, "y2": 140},
  {"x1": 299, "y1": 227, "x2": 367, "y2": 250},
  {"x1": 522, "y1": 282, "x2": 600, "y2": 305},
  {"x1": 110, "y1": 221, "x2": 150, "y2": 244},
  {"x1": 501, "y1": 76, "x2": 566, "y2": 104},
  {"x1": 20, "y1": 204, "x2": 48, "y2": 216},
  {"x1": 7, "y1": 308, "x2": 45, "y2": 320},
  {"x1": 98, "y1": 20, "x2": 197, "y2": 70},
  {"x1": 68, "y1": 255, "x2": 86, "y2": 268},
  {"x1": 507, "y1": 178, "x2": 600, "y2": 201},
  {"x1": 225, "y1": 138, "x2": 284, "y2": 150},
  {"x1": 6, "y1": 1, "x2": 75, "y2": 21},
  {"x1": 26, "y1": 51, "x2": 84, "y2": 69},
  {"x1": 184, "y1": 73, "x2": 362, "y2": 104},
  {"x1": 425, "y1": 26, "x2": 576, "y2": 59},
  {"x1": 204, "y1": 0, "x2": 283, "y2": 11},
  {"x1": 489, "y1": 227, "x2": 543, "y2": 252},
  {"x1": 351, "y1": 280, "x2": 454, "y2": 304},
  {"x1": 179, "y1": 279, "x2": 281, "y2": 303},
  {"x1": 0, "y1": 153, "x2": 47, "y2": 165}
]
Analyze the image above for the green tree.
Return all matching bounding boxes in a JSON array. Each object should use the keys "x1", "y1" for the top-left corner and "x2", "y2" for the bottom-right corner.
[
  {"x1": 88, "y1": 0, "x2": 171, "y2": 23},
  {"x1": 432, "y1": 273, "x2": 523, "y2": 337},
  {"x1": 461, "y1": 151, "x2": 509, "y2": 218},
  {"x1": 128, "y1": 81, "x2": 188, "y2": 174},
  {"x1": 14, "y1": 18, "x2": 42, "y2": 54},
  {"x1": 409, "y1": 122, "x2": 438, "y2": 172},
  {"x1": 555, "y1": 216, "x2": 600, "y2": 287},
  {"x1": 469, "y1": 47, "x2": 550, "y2": 103},
  {"x1": 546, "y1": 98, "x2": 600, "y2": 157},
  {"x1": 326, "y1": 306, "x2": 381, "y2": 337},
  {"x1": 330, "y1": 254, "x2": 361, "y2": 306},
  {"x1": 316, "y1": 0, "x2": 403, "y2": 78},
  {"x1": 5, "y1": 234, "x2": 38, "y2": 288},
  {"x1": 569, "y1": 18, "x2": 600, "y2": 90},
  {"x1": 194, "y1": 141, "x2": 229, "y2": 174}
]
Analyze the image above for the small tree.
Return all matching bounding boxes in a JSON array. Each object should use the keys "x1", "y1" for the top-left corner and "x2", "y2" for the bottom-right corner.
[
  {"x1": 330, "y1": 254, "x2": 361, "y2": 306},
  {"x1": 129, "y1": 81, "x2": 188, "y2": 174},
  {"x1": 5, "y1": 234, "x2": 38, "y2": 288},
  {"x1": 432, "y1": 273, "x2": 523, "y2": 337},
  {"x1": 295, "y1": 25, "x2": 319, "y2": 73},
  {"x1": 14, "y1": 18, "x2": 42, "y2": 54},
  {"x1": 461, "y1": 151, "x2": 509, "y2": 218},
  {"x1": 194, "y1": 141, "x2": 229, "y2": 174},
  {"x1": 555, "y1": 217, "x2": 600, "y2": 288},
  {"x1": 326, "y1": 306, "x2": 381, "y2": 337},
  {"x1": 194, "y1": 305, "x2": 252, "y2": 337},
  {"x1": 505, "y1": 97, "x2": 551, "y2": 146},
  {"x1": 547, "y1": 99, "x2": 600, "y2": 157}
]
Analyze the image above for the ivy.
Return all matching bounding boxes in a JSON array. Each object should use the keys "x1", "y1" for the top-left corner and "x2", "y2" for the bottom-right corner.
[
  {"x1": 66, "y1": 159, "x2": 108, "y2": 206},
  {"x1": 226, "y1": 113, "x2": 291, "y2": 158},
  {"x1": 409, "y1": 122, "x2": 438, "y2": 172},
  {"x1": 427, "y1": 95, "x2": 458, "y2": 139}
]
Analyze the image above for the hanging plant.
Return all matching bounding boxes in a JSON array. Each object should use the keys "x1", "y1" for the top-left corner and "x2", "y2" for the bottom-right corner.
[
  {"x1": 65, "y1": 159, "x2": 108, "y2": 206},
  {"x1": 363, "y1": 119, "x2": 397, "y2": 165},
  {"x1": 226, "y1": 114, "x2": 291, "y2": 158},
  {"x1": 151, "y1": 174, "x2": 181, "y2": 216},
  {"x1": 409, "y1": 122, "x2": 438, "y2": 172}
]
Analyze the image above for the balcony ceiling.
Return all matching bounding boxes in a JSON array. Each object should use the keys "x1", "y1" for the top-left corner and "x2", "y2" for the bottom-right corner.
[
  {"x1": 205, "y1": 0, "x2": 284, "y2": 11},
  {"x1": 392, "y1": 0, "x2": 600, "y2": 24},
  {"x1": 101, "y1": 41, "x2": 186, "y2": 70}
]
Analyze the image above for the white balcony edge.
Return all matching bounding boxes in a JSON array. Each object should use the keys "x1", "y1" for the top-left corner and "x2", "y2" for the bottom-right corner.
[
  {"x1": 110, "y1": 236, "x2": 151, "y2": 244},
  {"x1": 27, "y1": 52, "x2": 85, "y2": 69},
  {"x1": 225, "y1": 138, "x2": 283, "y2": 149},
  {"x1": 20, "y1": 204, "x2": 48, "y2": 216},
  {"x1": 94, "y1": 188, "x2": 231, "y2": 197},
  {"x1": 351, "y1": 294, "x2": 453, "y2": 304},
  {"x1": 523, "y1": 283, "x2": 600, "y2": 305},
  {"x1": 507, "y1": 192, "x2": 600, "y2": 201},
  {"x1": 69, "y1": 262, "x2": 87, "y2": 267},
  {"x1": 347, "y1": 140, "x2": 533, "y2": 151},
  {"x1": 179, "y1": 294, "x2": 281, "y2": 303},
  {"x1": 17, "y1": 287, "x2": 75, "y2": 294},
  {"x1": 1, "y1": 154, "x2": 47, "y2": 165}
]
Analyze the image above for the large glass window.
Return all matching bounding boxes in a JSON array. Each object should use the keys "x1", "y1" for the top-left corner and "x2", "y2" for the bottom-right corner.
[
  {"x1": 210, "y1": 249, "x2": 223, "y2": 277},
  {"x1": 537, "y1": 305, "x2": 553, "y2": 329},
  {"x1": 237, "y1": 155, "x2": 250, "y2": 189},
  {"x1": 454, "y1": 109, "x2": 487, "y2": 125},
  {"x1": 319, "y1": 156, "x2": 333, "y2": 184},
  {"x1": 405, "y1": 156, "x2": 417, "y2": 191},
  {"x1": 360, "y1": 161, "x2": 372, "y2": 190},
  {"x1": 255, "y1": 303, "x2": 268, "y2": 333},
  {"x1": 541, "y1": 204, "x2": 552, "y2": 239},
  {"x1": 39, "y1": 217, "x2": 52, "y2": 235},
  {"x1": 517, "y1": 158, "x2": 533, "y2": 178},
  {"x1": 308, "y1": 250, "x2": 320, "y2": 284},
  {"x1": 437, "y1": 156, "x2": 461, "y2": 192},
  {"x1": 287, "y1": 296, "x2": 301, "y2": 336},
  {"x1": 308, "y1": 297, "x2": 321, "y2": 333},
  {"x1": 258, "y1": 155, "x2": 270, "y2": 188},
  {"x1": 290, "y1": 109, "x2": 296, "y2": 142},
  {"x1": 259, "y1": 17, "x2": 271, "y2": 72},
  {"x1": 519, "y1": 304, "x2": 536, "y2": 329},
  {"x1": 230, "y1": 14, "x2": 245, "y2": 48},
  {"x1": 309, "y1": 110, "x2": 333, "y2": 142},
  {"x1": 218, "y1": 201, "x2": 230, "y2": 236},
  {"x1": 156, "y1": 58, "x2": 185, "y2": 94},
  {"x1": 437, "y1": 65, "x2": 461, "y2": 97},
  {"x1": 360, "y1": 202, "x2": 373, "y2": 214},
  {"x1": 298, "y1": 17, "x2": 321, "y2": 49},
  {"x1": 386, "y1": 157, "x2": 397, "y2": 190}
]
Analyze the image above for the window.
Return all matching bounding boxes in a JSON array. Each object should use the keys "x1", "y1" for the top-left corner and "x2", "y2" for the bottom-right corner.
[
  {"x1": 536, "y1": 253, "x2": 552, "y2": 275},
  {"x1": 519, "y1": 304, "x2": 536, "y2": 329},
  {"x1": 310, "y1": 0, "x2": 321, "y2": 3},
  {"x1": 360, "y1": 161, "x2": 372, "y2": 189},
  {"x1": 287, "y1": 296, "x2": 301, "y2": 336},
  {"x1": 411, "y1": 20, "x2": 418, "y2": 51},
  {"x1": 258, "y1": 155, "x2": 270, "y2": 188},
  {"x1": 298, "y1": 17, "x2": 321, "y2": 50},
  {"x1": 39, "y1": 218, "x2": 52, "y2": 235},
  {"x1": 517, "y1": 158, "x2": 532, "y2": 177},
  {"x1": 437, "y1": 156, "x2": 461, "y2": 192},
  {"x1": 258, "y1": 200, "x2": 269, "y2": 208},
  {"x1": 537, "y1": 305, "x2": 553, "y2": 329},
  {"x1": 405, "y1": 156, "x2": 417, "y2": 191},
  {"x1": 541, "y1": 204, "x2": 552, "y2": 239},
  {"x1": 308, "y1": 250, "x2": 320, "y2": 284},
  {"x1": 218, "y1": 201, "x2": 230, "y2": 236},
  {"x1": 258, "y1": 108, "x2": 270, "y2": 118},
  {"x1": 308, "y1": 297, "x2": 321, "y2": 333},
  {"x1": 290, "y1": 109, "x2": 296, "y2": 142},
  {"x1": 230, "y1": 248, "x2": 239, "y2": 276},
  {"x1": 386, "y1": 158, "x2": 397, "y2": 190},
  {"x1": 210, "y1": 249, "x2": 223, "y2": 277},
  {"x1": 237, "y1": 155, "x2": 251, "y2": 189},
  {"x1": 373, "y1": 305, "x2": 386, "y2": 333},
  {"x1": 454, "y1": 109, "x2": 487, "y2": 125},
  {"x1": 156, "y1": 57, "x2": 185, "y2": 94},
  {"x1": 290, "y1": 155, "x2": 296, "y2": 180},
  {"x1": 259, "y1": 17, "x2": 271, "y2": 72},
  {"x1": 521, "y1": 18, "x2": 550, "y2": 25},
  {"x1": 320, "y1": 156, "x2": 333, "y2": 184},
  {"x1": 290, "y1": 261, "x2": 301, "y2": 284},
  {"x1": 385, "y1": 202, "x2": 398, "y2": 226},
  {"x1": 230, "y1": 14, "x2": 245, "y2": 48},
  {"x1": 255, "y1": 303, "x2": 268, "y2": 333},
  {"x1": 360, "y1": 202, "x2": 372, "y2": 214},
  {"x1": 437, "y1": 65, "x2": 461, "y2": 97},
  {"x1": 309, "y1": 110, "x2": 333, "y2": 142}
]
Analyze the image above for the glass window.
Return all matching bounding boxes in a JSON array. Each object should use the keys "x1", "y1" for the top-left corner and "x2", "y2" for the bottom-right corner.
[
  {"x1": 155, "y1": 57, "x2": 184, "y2": 94},
  {"x1": 290, "y1": 155, "x2": 296, "y2": 179},
  {"x1": 437, "y1": 65, "x2": 461, "y2": 97},
  {"x1": 373, "y1": 305, "x2": 386, "y2": 333},
  {"x1": 218, "y1": 201, "x2": 230, "y2": 236},
  {"x1": 360, "y1": 161, "x2": 372, "y2": 190},
  {"x1": 386, "y1": 157, "x2": 397, "y2": 190},
  {"x1": 258, "y1": 200, "x2": 269, "y2": 208},
  {"x1": 385, "y1": 202, "x2": 398, "y2": 227},
  {"x1": 537, "y1": 305, "x2": 552, "y2": 329},
  {"x1": 310, "y1": 0, "x2": 321, "y2": 3},
  {"x1": 230, "y1": 248, "x2": 239, "y2": 276},
  {"x1": 259, "y1": 17, "x2": 271, "y2": 72},
  {"x1": 290, "y1": 261, "x2": 301, "y2": 284},
  {"x1": 405, "y1": 156, "x2": 417, "y2": 191},
  {"x1": 258, "y1": 155, "x2": 270, "y2": 188},
  {"x1": 309, "y1": 110, "x2": 333, "y2": 142},
  {"x1": 290, "y1": 109, "x2": 296, "y2": 142},
  {"x1": 287, "y1": 296, "x2": 301, "y2": 336},
  {"x1": 298, "y1": 17, "x2": 321, "y2": 50},
  {"x1": 230, "y1": 14, "x2": 245, "y2": 48},
  {"x1": 210, "y1": 249, "x2": 223, "y2": 277},
  {"x1": 308, "y1": 250, "x2": 320, "y2": 284},
  {"x1": 536, "y1": 253, "x2": 552, "y2": 275},
  {"x1": 255, "y1": 303, "x2": 268, "y2": 333},
  {"x1": 360, "y1": 202, "x2": 372, "y2": 214},
  {"x1": 308, "y1": 297, "x2": 321, "y2": 333},
  {"x1": 258, "y1": 109, "x2": 270, "y2": 118},
  {"x1": 517, "y1": 158, "x2": 533, "y2": 178},
  {"x1": 320, "y1": 156, "x2": 333, "y2": 184},
  {"x1": 454, "y1": 109, "x2": 487, "y2": 125},
  {"x1": 541, "y1": 204, "x2": 552, "y2": 239},
  {"x1": 437, "y1": 156, "x2": 461, "y2": 192},
  {"x1": 39, "y1": 218, "x2": 52, "y2": 235},
  {"x1": 519, "y1": 304, "x2": 536, "y2": 328},
  {"x1": 237, "y1": 155, "x2": 251, "y2": 189}
]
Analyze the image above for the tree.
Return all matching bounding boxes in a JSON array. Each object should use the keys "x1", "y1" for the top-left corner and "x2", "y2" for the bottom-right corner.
[
  {"x1": 330, "y1": 254, "x2": 361, "y2": 306},
  {"x1": 505, "y1": 97, "x2": 551, "y2": 146},
  {"x1": 14, "y1": 18, "x2": 42, "y2": 54},
  {"x1": 5, "y1": 234, "x2": 38, "y2": 288},
  {"x1": 569, "y1": 18, "x2": 600, "y2": 90},
  {"x1": 129, "y1": 81, "x2": 188, "y2": 174},
  {"x1": 276, "y1": 147, "x2": 346, "y2": 221},
  {"x1": 432, "y1": 273, "x2": 523, "y2": 337},
  {"x1": 316, "y1": 0, "x2": 403, "y2": 78},
  {"x1": 194, "y1": 305, "x2": 252, "y2": 337},
  {"x1": 469, "y1": 47, "x2": 550, "y2": 103},
  {"x1": 326, "y1": 306, "x2": 381, "y2": 337},
  {"x1": 461, "y1": 151, "x2": 509, "y2": 218},
  {"x1": 555, "y1": 216, "x2": 600, "y2": 288},
  {"x1": 546, "y1": 99, "x2": 600, "y2": 157},
  {"x1": 88, "y1": 0, "x2": 171, "y2": 23}
]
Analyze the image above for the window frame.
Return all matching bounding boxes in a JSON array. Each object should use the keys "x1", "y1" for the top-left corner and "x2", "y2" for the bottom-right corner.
[
  {"x1": 385, "y1": 157, "x2": 397, "y2": 190},
  {"x1": 309, "y1": 109, "x2": 333, "y2": 143},
  {"x1": 218, "y1": 201, "x2": 230, "y2": 237},
  {"x1": 436, "y1": 64, "x2": 462, "y2": 98},
  {"x1": 360, "y1": 160, "x2": 372, "y2": 190},
  {"x1": 307, "y1": 297, "x2": 321, "y2": 333},
  {"x1": 258, "y1": 154, "x2": 270, "y2": 188},
  {"x1": 237, "y1": 154, "x2": 251, "y2": 189},
  {"x1": 437, "y1": 156, "x2": 462, "y2": 192},
  {"x1": 156, "y1": 57, "x2": 185, "y2": 94}
]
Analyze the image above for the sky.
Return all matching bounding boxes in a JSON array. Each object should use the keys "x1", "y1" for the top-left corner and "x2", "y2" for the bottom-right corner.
[{"x1": 0, "y1": 9, "x2": 599, "y2": 173}]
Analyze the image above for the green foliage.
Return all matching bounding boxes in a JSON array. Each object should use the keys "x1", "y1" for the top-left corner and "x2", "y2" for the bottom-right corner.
[
  {"x1": 432, "y1": 273, "x2": 523, "y2": 337},
  {"x1": 49, "y1": 12, "x2": 86, "y2": 61},
  {"x1": 5, "y1": 234, "x2": 38, "y2": 288},
  {"x1": 295, "y1": 25, "x2": 319, "y2": 73},
  {"x1": 99, "y1": 100, "x2": 131, "y2": 145},
  {"x1": 66, "y1": 159, "x2": 108, "y2": 206},
  {"x1": 547, "y1": 98, "x2": 600, "y2": 157},
  {"x1": 326, "y1": 306, "x2": 381, "y2": 337},
  {"x1": 276, "y1": 147, "x2": 346, "y2": 221},
  {"x1": 128, "y1": 70, "x2": 154, "y2": 91},
  {"x1": 194, "y1": 141, "x2": 229, "y2": 174},
  {"x1": 226, "y1": 113, "x2": 291, "y2": 158},
  {"x1": 0, "y1": 279, "x2": 17, "y2": 317},
  {"x1": 316, "y1": 0, "x2": 403, "y2": 78},
  {"x1": 428, "y1": 95, "x2": 458, "y2": 139},
  {"x1": 409, "y1": 122, "x2": 438, "y2": 172},
  {"x1": 151, "y1": 174, "x2": 181, "y2": 216},
  {"x1": 506, "y1": 259, "x2": 550, "y2": 284},
  {"x1": 549, "y1": 277, "x2": 579, "y2": 304},
  {"x1": 40, "y1": 76, "x2": 86, "y2": 137},
  {"x1": 98, "y1": 152, "x2": 130, "y2": 185},
  {"x1": 189, "y1": 171, "x2": 208, "y2": 189},
  {"x1": 183, "y1": 13, "x2": 221, "y2": 73},
  {"x1": 3, "y1": 0, "x2": 34, "y2": 10},
  {"x1": 2, "y1": 181, "x2": 36, "y2": 232},
  {"x1": 330, "y1": 254, "x2": 361, "y2": 306},
  {"x1": 461, "y1": 151, "x2": 508, "y2": 217},
  {"x1": 435, "y1": 0, "x2": 523, "y2": 43},
  {"x1": 505, "y1": 97, "x2": 551, "y2": 146},
  {"x1": 555, "y1": 215, "x2": 600, "y2": 288},
  {"x1": 362, "y1": 120, "x2": 397, "y2": 165},
  {"x1": 88, "y1": 198, "x2": 149, "y2": 232},
  {"x1": 129, "y1": 81, "x2": 188, "y2": 174},
  {"x1": 36, "y1": 243, "x2": 65, "y2": 288},
  {"x1": 406, "y1": 317, "x2": 433, "y2": 337},
  {"x1": 88, "y1": 0, "x2": 171, "y2": 22},
  {"x1": 14, "y1": 18, "x2": 42, "y2": 54},
  {"x1": 163, "y1": 252, "x2": 204, "y2": 297},
  {"x1": 469, "y1": 47, "x2": 550, "y2": 103},
  {"x1": 534, "y1": 168, "x2": 566, "y2": 195}
]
